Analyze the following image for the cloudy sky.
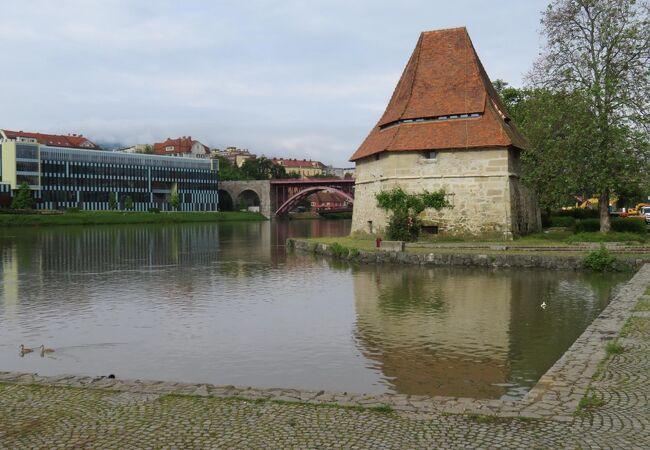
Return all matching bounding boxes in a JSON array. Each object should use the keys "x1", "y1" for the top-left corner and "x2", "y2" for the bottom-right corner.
[{"x1": 0, "y1": 0, "x2": 548, "y2": 166}]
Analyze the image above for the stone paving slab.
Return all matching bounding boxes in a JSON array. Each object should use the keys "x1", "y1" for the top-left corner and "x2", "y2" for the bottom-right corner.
[{"x1": 1, "y1": 266, "x2": 648, "y2": 448}]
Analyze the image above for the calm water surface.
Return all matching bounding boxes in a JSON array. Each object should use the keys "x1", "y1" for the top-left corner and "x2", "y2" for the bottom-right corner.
[{"x1": 0, "y1": 220, "x2": 631, "y2": 399}]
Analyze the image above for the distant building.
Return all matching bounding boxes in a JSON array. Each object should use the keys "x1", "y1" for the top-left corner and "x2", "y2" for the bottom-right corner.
[
  {"x1": 310, "y1": 191, "x2": 350, "y2": 210},
  {"x1": 0, "y1": 129, "x2": 100, "y2": 150},
  {"x1": 325, "y1": 166, "x2": 355, "y2": 179},
  {"x1": 350, "y1": 27, "x2": 540, "y2": 238},
  {"x1": 0, "y1": 130, "x2": 219, "y2": 211},
  {"x1": 273, "y1": 158, "x2": 325, "y2": 178},
  {"x1": 153, "y1": 136, "x2": 209, "y2": 158},
  {"x1": 115, "y1": 144, "x2": 153, "y2": 154},
  {"x1": 213, "y1": 147, "x2": 257, "y2": 167}
]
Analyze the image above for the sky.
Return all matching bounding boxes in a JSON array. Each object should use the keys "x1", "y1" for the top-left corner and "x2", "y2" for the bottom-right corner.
[{"x1": 0, "y1": 0, "x2": 549, "y2": 166}]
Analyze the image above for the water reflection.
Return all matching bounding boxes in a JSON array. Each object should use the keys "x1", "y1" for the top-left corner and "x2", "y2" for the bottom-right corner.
[
  {"x1": 0, "y1": 221, "x2": 631, "y2": 399},
  {"x1": 352, "y1": 266, "x2": 628, "y2": 398}
]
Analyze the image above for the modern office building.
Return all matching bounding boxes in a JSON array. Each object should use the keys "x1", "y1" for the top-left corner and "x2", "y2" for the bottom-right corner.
[{"x1": 0, "y1": 130, "x2": 219, "y2": 211}]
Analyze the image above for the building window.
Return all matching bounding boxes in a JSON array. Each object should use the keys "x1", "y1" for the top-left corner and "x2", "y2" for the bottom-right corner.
[
  {"x1": 424, "y1": 151, "x2": 437, "y2": 160},
  {"x1": 165, "y1": 146, "x2": 175, "y2": 152}
]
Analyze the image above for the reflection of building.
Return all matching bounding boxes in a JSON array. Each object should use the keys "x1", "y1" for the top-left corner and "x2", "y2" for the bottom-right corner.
[
  {"x1": 153, "y1": 136, "x2": 210, "y2": 158},
  {"x1": 353, "y1": 267, "x2": 511, "y2": 398},
  {"x1": 0, "y1": 131, "x2": 219, "y2": 211},
  {"x1": 352, "y1": 266, "x2": 625, "y2": 399},
  {"x1": 350, "y1": 28, "x2": 540, "y2": 238},
  {"x1": 273, "y1": 158, "x2": 325, "y2": 178}
]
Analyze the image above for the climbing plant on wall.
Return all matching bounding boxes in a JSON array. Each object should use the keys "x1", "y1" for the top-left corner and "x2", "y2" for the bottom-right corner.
[{"x1": 375, "y1": 187, "x2": 450, "y2": 241}]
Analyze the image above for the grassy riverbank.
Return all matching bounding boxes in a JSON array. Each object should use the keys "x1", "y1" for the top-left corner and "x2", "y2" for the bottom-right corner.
[{"x1": 0, "y1": 211, "x2": 266, "y2": 227}]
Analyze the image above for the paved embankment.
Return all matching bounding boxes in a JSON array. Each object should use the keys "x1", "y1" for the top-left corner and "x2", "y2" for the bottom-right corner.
[{"x1": 1, "y1": 266, "x2": 648, "y2": 448}]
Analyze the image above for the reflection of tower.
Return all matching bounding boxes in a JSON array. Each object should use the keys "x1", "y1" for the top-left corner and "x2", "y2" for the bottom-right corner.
[
  {"x1": 1, "y1": 245, "x2": 20, "y2": 319},
  {"x1": 352, "y1": 266, "x2": 512, "y2": 398}
]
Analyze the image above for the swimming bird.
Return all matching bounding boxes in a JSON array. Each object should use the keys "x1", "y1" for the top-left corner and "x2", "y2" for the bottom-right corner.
[
  {"x1": 19, "y1": 344, "x2": 33, "y2": 355},
  {"x1": 39, "y1": 345, "x2": 55, "y2": 356},
  {"x1": 541, "y1": 302, "x2": 547, "y2": 309}
]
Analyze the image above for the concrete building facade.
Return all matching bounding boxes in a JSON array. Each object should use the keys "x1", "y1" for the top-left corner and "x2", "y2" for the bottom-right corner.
[
  {"x1": 350, "y1": 28, "x2": 540, "y2": 239},
  {"x1": 0, "y1": 131, "x2": 219, "y2": 211}
]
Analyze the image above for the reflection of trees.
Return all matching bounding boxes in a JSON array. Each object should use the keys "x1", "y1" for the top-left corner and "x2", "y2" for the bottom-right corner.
[
  {"x1": 377, "y1": 271, "x2": 447, "y2": 315},
  {"x1": 506, "y1": 271, "x2": 630, "y2": 394}
]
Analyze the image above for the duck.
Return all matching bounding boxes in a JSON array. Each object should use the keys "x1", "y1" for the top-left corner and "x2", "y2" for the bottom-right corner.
[
  {"x1": 540, "y1": 301, "x2": 547, "y2": 309},
  {"x1": 19, "y1": 344, "x2": 34, "y2": 355},
  {"x1": 39, "y1": 345, "x2": 55, "y2": 356}
]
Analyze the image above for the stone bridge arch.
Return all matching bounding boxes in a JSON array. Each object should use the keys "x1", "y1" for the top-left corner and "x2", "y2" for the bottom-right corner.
[{"x1": 219, "y1": 180, "x2": 271, "y2": 217}]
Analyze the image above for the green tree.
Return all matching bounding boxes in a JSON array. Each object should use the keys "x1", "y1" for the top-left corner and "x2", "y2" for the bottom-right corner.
[
  {"x1": 214, "y1": 156, "x2": 247, "y2": 181},
  {"x1": 11, "y1": 182, "x2": 33, "y2": 209},
  {"x1": 170, "y1": 192, "x2": 181, "y2": 210},
  {"x1": 530, "y1": 0, "x2": 650, "y2": 232},
  {"x1": 124, "y1": 195, "x2": 134, "y2": 210},
  {"x1": 108, "y1": 192, "x2": 117, "y2": 210},
  {"x1": 375, "y1": 187, "x2": 451, "y2": 241}
]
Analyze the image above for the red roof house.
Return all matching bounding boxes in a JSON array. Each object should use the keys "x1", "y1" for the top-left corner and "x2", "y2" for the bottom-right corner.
[
  {"x1": 0, "y1": 129, "x2": 100, "y2": 149},
  {"x1": 153, "y1": 136, "x2": 209, "y2": 158}
]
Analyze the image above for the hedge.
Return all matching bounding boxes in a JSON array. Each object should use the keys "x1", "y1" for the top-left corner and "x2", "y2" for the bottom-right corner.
[{"x1": 548, "y1": 216, "x2": 576, "y2": 228}]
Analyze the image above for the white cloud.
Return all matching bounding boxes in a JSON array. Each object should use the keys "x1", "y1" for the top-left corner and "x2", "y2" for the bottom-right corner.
[{"x1": 0, "y1": 0, "x2": 549, "y2": 166}]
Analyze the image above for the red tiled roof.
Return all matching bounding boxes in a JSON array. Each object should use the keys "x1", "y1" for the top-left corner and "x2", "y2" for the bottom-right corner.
[
  {"x1": 2, "y1": 129, "x2": 100, "y2": 149},
  {"x1": 153, "y1": 136, "x2": 208, "y2": 155},
  {"x1": 350, "y1": 27, "x2": 526, "y2": 162}
]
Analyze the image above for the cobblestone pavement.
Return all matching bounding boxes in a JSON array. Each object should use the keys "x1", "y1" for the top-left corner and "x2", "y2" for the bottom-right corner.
[{"x1": 1, "y1": 293, "x2": 649, "y2": 448}]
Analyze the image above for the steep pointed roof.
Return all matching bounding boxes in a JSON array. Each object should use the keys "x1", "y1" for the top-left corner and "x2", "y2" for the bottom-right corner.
[{"x1": 350, "y1": 27, "x2": 526, "y2": 161}]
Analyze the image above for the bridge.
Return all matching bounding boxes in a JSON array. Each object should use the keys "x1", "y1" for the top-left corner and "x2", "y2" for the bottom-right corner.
[{"x1": 218, "y1": 179, "x2": 355, "y2": 218}]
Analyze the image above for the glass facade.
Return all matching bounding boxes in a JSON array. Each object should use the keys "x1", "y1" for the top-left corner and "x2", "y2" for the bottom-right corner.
[{"x1": 31, "y1": 146, "x2": 218, "y2": 211}]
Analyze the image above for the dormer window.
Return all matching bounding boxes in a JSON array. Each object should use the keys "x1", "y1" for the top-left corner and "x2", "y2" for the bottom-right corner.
[{"x1": 165, "y1": 146, "x2": 175, "y2": 152}]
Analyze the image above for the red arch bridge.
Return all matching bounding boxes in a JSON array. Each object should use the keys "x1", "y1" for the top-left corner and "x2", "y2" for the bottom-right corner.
[{"x1": 218, "y1": 179, "x2": 355, "y2": 217}]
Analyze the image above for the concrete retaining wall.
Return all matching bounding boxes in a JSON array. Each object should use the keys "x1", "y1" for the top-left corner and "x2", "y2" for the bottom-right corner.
[{"x1": 289, "y1": 239, "x2": 645, "y2": 271}]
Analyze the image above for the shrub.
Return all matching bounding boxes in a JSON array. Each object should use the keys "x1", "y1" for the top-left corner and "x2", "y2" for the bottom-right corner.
[
  {"x1": 556, "y1": 209, "x2": 599, "y2": 219},
  {"x1": 11, "y1": 182, "x2": 34, "y2": 209},
  {"x1": 148, "y1": 207, "x2": 161, "y2": 213},
  {"x1": 574, "y1": 218, "x2": 600, "y2": 233},
  {"x1": 548, "y1": 216, "x2": 575, "y2": 228},
  {"x1": 611, "y1": 217, "x2": 647, "y2": 234},
  {"x1": 108, "y1": 192, "x2": 117, "y2": 210},
  {"x1": 583, "y1": 246, "x2": 617, "y2": 271},
  {"x1": 329, "y1": 242, "x2": 349, "y2": 259},
  {"x1": 348, "y1": 247, "x2": 360, "y2": 259},
  {"x1": 385, "y1": 209, "x2": 421, "y2": 241},
  {"x1": 375, "y1": 187, "x2": 451, "y2": 242},
  {"x1": 170, "y1": 192, "x2": 181, "y2": 210},
  {"x1": 124, "y1": 195, "x2": 134, "y2": 210},
  {"x1": 65, "y1": 207, "x2": 81, "y2": 213}
]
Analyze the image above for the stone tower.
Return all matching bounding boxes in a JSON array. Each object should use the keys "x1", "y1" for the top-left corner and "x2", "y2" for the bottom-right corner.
[{"x1": 350, "y1": 27, "x2": 540, "y2": 239}]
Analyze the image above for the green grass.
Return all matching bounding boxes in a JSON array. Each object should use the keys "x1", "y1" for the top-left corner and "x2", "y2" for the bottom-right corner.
[
  {"x1": 0, "y1": 210, "x2": 266, "y2": 227},
  {"x1": 567, "y1": 232, "x2": 647, "y2": 244},
  {"x1": 605, "y1": 341, "x2": 625, "y2": 356},
  {"x1": 575, "y1": 393, "x2": 605, "y2": 416}
]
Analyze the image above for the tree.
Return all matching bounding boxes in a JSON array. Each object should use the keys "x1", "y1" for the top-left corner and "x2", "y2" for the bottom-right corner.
[
  {"x1": 170, "y1": 192, "x2": 181, "y2": 210},
  {"x1": 530, "y1": 0, "x2": 650, "y2": 232},
  {"x1": 11, "y1": 182, "x2": 33, "y2": 209},
  {"x1": 108, "y1": 192, "x2": 117, "y2": 210},
  {"x1": 375, "y1": 187, "x2": 451, "y2": 241},
  {"x1": 124, "y1": 195, "x2": 134, "y2": 210},
  {"x1": 214, "y1": 156, "x2": 246, "y2": 181}
]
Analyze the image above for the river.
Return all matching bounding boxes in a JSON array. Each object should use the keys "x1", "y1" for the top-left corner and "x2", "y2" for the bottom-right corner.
[{"x1": 0, "y1": 219, "x2": 631, "y2": 399}]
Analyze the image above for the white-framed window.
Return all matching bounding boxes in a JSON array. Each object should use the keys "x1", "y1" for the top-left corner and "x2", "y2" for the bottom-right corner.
[{"x1": 165, "y1": 146, "x2": 175, "y2": 152}]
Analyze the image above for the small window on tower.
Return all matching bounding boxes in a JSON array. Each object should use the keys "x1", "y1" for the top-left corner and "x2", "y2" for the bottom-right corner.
[{"x1": 425, "y1": 151, "x2": 437, "y2": 160}]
